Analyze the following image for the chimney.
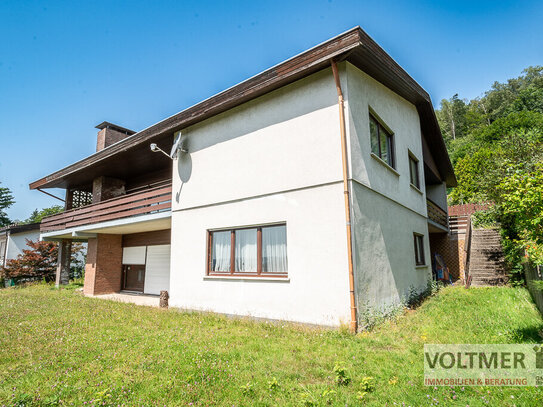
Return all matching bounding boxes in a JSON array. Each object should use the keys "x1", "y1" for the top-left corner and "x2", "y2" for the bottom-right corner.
[{"x1": 95, "y1": 121, "x2": 136, "y2": 152}]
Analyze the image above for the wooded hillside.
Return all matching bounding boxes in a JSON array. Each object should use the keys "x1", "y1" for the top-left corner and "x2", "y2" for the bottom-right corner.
[{"x1": 436, "y1": 66, "x2": 543, "y2": 274}]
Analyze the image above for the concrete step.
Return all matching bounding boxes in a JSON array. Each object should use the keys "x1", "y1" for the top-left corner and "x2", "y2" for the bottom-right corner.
[
  {"x1": 471, "y1": 256, "x2": 505, "y2": 260},
  {"x1": 470, "y1": 250, "x2": 503, "y2": 254},
  {"x1": 472, "y1": 237, "x2": 501, "y2": 240},
  {"x1": 470, "y1": 271, "x2": 507, "y2": 277},
  {"x1": 470, "y1": 257, "x2": 504, "y2": 263},
  {"x1": 470, "y1": 266, "x2": 505, "y2": 271},
  {"x1": 470, "y1": 265, "x2": 506, "y2": 270},
  {"x1": 470, "y1": 257, "x2": 505, "y2": 263},
  {"x1": 470, "y1": 276, "x2": 508, "y2": 285},
  {"x1": 470, "y1": 262, "x2": 506, "y2": 267}
]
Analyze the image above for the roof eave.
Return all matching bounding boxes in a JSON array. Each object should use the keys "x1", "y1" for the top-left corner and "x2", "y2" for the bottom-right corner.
[{"x1": 30, "y1": 26, "x2": 456, "y2": 190}]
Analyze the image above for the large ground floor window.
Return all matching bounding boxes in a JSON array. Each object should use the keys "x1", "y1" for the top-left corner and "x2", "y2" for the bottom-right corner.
[{"x1": 207, "y1": 224, "x2": 288, "y2": 277}]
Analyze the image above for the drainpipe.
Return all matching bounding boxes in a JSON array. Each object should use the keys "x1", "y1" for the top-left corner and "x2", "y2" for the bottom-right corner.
[{"x1": 330, "y1": 60, "x2": 357, "y2": 333}]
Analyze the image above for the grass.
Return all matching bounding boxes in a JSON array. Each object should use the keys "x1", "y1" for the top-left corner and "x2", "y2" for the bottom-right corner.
[{"x1": 0, "y1": 284, "x2": 542, "y2": 406}]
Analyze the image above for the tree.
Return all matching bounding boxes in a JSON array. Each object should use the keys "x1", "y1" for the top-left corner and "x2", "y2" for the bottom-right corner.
[
  {"x1": 24, "y1": 205, "x2": 64, "y2": 224},
  {"x1": 2, "y1": 240, "x2": 58, "y2": 279},
  {"x1": 440, "y1": 65, "x2": 543, "y2": 273},
  {"x1": 1, "y1": 239, "x2": 86, "y2": 281},
  {"x1": 436, "y1": 94, "x2": 469, "y2": 144},
  {"x1": 497, "y1": 164, "x2": 543, "y2": 265},
  {"x1": 0, "y1": 182, "x2": 14, "y2": 227}
]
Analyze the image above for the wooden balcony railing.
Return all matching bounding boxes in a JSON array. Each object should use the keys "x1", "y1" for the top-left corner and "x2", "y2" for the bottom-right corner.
[
  {"x1": 41, "y1": 183, "x2": 172, "y2": 233},
  {"x1": 449, "y1": 215, "x2": 469, "y2": 235},
  {"x1": 426, "y1": 199, "x2": 448, "y2": 230}
]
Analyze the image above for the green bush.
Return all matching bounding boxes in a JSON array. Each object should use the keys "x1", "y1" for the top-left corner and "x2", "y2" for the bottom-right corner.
[{"x1": 472, "y1": 208, "x2": 499, "y2": 228}]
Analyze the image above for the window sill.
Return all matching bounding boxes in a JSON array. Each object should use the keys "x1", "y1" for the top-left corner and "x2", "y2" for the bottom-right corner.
[
  {"x1": 204, "y1": 275, "x2": 290, "y2": 282},
  {"x1": 410, "y1": 184, "x2": 423, "y2": 195},
  {"x1": 370, "y1": 153, "x2": 399, "y2": 176},
  {"x1": 415, "y1": 264, "x2": 428, "y2": 269}
]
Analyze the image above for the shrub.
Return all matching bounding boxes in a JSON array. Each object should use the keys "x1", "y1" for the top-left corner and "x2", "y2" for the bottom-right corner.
[{"x1": 333, "y1": 363, "x2": 351, "y2": 386}]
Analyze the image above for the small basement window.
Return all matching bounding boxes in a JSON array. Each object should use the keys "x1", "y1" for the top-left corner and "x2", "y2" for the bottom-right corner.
[
  {"x1": 414, "y1": 233, "x2": 425, "y2": 266},
  {"x1": 370, "y1": 113, "x2": 395, "y2": 168},
  {"x1": 207, "y1": 224, "x2": 288, "y2": 277},
  {"x1": 409, "y1": 153, "x2": 420, "y2": 189}
]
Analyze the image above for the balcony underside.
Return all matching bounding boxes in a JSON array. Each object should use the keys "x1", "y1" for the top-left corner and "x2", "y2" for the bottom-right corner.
[{"x1": 41, "y1": 211, "x2": 171, "y2": 241}]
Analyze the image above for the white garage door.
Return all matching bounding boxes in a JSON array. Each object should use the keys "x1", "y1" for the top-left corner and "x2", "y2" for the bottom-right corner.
[{"x1": 144, "y1": 244, "x2": 171, "y2": 295}]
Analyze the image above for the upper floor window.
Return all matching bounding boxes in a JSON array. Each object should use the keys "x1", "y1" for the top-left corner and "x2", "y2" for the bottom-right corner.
[
  {"x1": 414, "y1": 233, "x2": 425, "y2": 266},
  {"x1": 207, "y1": 224, "x2": 288, "y2": 277},
  {"x1": 409, "y1": 154, "x2": 420, "y2": 189},
  {"x1": 369, "y1": 113, "x2": 395, "y2": 168}
]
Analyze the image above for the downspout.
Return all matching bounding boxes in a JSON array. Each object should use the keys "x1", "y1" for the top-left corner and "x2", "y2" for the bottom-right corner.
[{"x1": 330, "y1": 60, "x2": 357, "y2": 333}]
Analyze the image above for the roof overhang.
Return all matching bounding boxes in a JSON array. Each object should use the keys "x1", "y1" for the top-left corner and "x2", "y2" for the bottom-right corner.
[
  {"x1": 0, "y1": 222, "x2": 41, "y2": 235},
  {"x1": 30, "y1": 26, "x2": 456, "y2": 190}
]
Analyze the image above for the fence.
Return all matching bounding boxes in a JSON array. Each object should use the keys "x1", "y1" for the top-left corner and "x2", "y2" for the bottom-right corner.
[{"x1": 525, "y1": 261, "x2": 543, "y2": 315}]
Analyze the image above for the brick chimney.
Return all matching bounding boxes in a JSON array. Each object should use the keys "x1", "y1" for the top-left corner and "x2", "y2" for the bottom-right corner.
[{"x1": 95, "y1": 122, "x2": 136, "y2": 151}]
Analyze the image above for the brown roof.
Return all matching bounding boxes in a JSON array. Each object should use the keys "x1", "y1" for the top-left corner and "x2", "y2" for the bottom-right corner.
[
  {"x1": 0, "y1": 222, "x2": 41, "y2": 235},
  {"x1": 30, "y1": 26, "x2": 456, "y2": 190}
]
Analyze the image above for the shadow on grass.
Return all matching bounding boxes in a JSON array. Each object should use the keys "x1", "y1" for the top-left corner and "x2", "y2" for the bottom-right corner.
[{"x1": 508, "y1": 325, "x2": 543, "y2": 342}]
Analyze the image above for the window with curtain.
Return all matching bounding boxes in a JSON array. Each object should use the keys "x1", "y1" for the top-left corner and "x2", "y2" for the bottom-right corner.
[
  {"x1": 210, "y1": 230, "x2": 231, "y2": 272},
  {"x1": 369, "y1": 113, "x2": 395, "y2": 168},
  {"x1": 207, "y1": 224, "x2": 288, "y2": 276}
]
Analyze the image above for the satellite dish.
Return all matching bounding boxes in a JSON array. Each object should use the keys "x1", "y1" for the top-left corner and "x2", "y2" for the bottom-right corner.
[{"x1": 170, "y1": 132, "x2": 186, "y2": 159}]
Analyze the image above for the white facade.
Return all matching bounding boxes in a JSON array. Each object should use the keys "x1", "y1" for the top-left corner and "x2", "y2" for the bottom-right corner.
[
  {"x1": 170, "y1": 68, "x2": 351, "y2": 326},
  {"x1": 2, "y1": 229, "x2": 41, "y2": 265},
  {"x1": 168, "y1": 62, "x2": 443, "y2": 326},
  {"x1": 344, "y1": 63, "x2": 433, "y2": 310}
]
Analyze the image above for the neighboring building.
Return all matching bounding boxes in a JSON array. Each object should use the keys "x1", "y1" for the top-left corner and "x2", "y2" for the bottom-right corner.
[
  {"x1": 0, "y1": 223, "x2": 41, "y2": 268},
  {"x1": 29, "y1": 27, "x2": 455, "y2": 328}
]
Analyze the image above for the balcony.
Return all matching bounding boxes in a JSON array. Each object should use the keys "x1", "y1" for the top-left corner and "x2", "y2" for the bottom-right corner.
[
  {"x1": 427, "y1": 198, "x2": 448, "y2": 232},
  {"x1": 41, "y1": 183, "x2": 172, "y2": 233}
]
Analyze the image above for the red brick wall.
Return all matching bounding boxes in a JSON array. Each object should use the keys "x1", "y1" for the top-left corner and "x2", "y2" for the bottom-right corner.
[
  {"x1": 96, "y1": 128, "x2": 129, "y2": 151},
  {"x1": 429, "y1": 233, "x2": 465, "y2": 281},
  {"x1": 448, "y1": 203, "x2": 491, "y2": 216},
  {"x1": 84, "y1": 234, "x2": 123, "y2": 295}
]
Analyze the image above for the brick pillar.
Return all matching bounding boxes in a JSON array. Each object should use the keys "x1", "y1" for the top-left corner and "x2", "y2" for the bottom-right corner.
[
  {"x1": 84, "y1": 234, "x2": 123, "y2": 295},
  {"x1": 55, "y1": 239, "x2": 71, "y2": 287},
  {"x1": 92, "y1": 176, "x2": 126, "y2": 203}
]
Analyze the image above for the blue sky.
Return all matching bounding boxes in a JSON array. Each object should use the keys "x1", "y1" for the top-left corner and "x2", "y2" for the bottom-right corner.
[{"x1": 1, "y1": 0, "x2": 542, "y2": 220}]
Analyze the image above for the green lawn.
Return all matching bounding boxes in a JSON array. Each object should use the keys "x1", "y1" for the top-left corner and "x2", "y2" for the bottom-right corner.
[{"x1": 0, "y1": 284, "x2": 542, "y2": 406}]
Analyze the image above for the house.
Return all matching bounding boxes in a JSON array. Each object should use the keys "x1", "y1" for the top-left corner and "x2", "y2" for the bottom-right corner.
[
  {"x1": 0, "y1": 222, "x2": 87, "y2": 285},
  {"x1": 0, "y1": 223, "x2": 41, "y2": 284},
  {"x1": 0, "y1": 223, "x2": 41, "y2": 268},
  {"x1": 29, "y1": 27, "x2": 455, "y2": 329}
]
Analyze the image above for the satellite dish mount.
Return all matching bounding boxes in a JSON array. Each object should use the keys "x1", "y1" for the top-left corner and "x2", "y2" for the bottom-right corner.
[{"x1": 149, "y1": 131, "x2": 187, "y2": 160}]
